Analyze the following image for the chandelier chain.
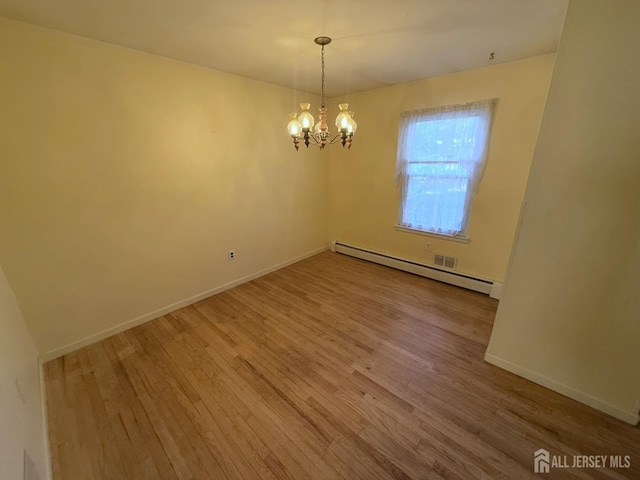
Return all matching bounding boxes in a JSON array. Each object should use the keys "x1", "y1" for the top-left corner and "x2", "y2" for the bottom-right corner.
[{"x1": 321, "y1": 44, "x2": 326, "y2": 108}]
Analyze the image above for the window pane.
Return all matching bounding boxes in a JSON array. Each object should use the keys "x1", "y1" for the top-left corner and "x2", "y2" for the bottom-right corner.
[
  {"x1": 409, "y1": 116, "x2": 484, "y2": 162},
  {"x1": 402, "y1": 173, "x2": 469, "y2": 233}
]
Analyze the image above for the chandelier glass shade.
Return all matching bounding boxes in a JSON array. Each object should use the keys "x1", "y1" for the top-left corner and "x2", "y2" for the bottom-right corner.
[{"x1": 287, "y1": 37, "x2": 357, "y2": 150}]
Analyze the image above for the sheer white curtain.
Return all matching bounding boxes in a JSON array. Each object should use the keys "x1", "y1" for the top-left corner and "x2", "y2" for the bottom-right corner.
[{"x1": 395, "y1": 99, "x2": 494, "y2": 236}]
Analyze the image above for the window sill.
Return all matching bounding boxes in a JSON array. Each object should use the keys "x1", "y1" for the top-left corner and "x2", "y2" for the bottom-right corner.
[{"x1": 395, "y1": 225, "x2": 470, "y2": 244}]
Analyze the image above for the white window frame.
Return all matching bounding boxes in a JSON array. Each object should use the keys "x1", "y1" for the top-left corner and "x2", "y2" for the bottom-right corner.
[{"x1": 395, "y1": 99, "x2": 495, "y2": 240}]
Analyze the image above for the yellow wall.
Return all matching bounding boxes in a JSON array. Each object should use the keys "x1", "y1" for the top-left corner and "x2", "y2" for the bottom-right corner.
[
  {"x1": 486, "y1": 0, "x2": 640, "y2": 424},
  {"x1": 0, "y1": 17, "x2": 328, "y2": 357},
  {"x1": 0, "y1": 16, "x2": 559, "y2": 360},
  {"x1": 328, "y1": 55, "x2": 555, "y2": 282}
]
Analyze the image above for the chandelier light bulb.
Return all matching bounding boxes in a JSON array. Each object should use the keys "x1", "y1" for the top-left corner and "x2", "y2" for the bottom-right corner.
[
  {"x1": 298, "y1": 103, "x2": 315, "y2": 130},
  {"x1": 287, "y1": 113, "x2": 301, "y2": 137},
  {"x1": 347, "y1": 112, "x2": 357, "y2": 134},
  {"x1": 335, "y1": 103, "x2": 351, "y2": 131}
]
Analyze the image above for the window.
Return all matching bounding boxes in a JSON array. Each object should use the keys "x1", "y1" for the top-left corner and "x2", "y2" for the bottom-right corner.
[{"x1": 395, "y1": 99, "x2": 494, "y2": 238}]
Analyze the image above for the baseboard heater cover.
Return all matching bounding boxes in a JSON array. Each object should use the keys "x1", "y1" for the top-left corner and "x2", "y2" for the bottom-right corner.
[{"x1": 334, "y1": 241, "x2": 493, "y2": 295}]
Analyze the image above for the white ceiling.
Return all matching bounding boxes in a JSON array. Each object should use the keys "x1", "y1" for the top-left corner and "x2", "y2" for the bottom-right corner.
[{"x1": 0, "y1": 0, "x2": 568, "y2": 97}]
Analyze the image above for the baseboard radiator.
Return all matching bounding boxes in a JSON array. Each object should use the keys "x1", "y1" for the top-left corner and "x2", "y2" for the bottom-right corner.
[{"x1": 333, "y1": 241, "x2": 493, "y2": 295}]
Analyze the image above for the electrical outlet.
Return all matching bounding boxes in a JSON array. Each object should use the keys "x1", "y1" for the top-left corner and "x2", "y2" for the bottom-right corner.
[
  {"x1": 425, "y1": 242, "x2": 432, "y2": 251},
  {"x1": 228, "y1": 250, "x2": 235, "y2": 261}
]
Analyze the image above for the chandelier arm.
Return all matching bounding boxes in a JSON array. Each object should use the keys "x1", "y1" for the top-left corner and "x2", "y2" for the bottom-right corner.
[{"x1": 327, "y1": 134, "x2": 343, "y2": 144}]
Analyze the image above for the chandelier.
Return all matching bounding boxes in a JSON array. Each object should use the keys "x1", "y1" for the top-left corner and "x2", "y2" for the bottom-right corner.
[{"x1": 287, "y1": 37, "x2": 357, "y2": 150}]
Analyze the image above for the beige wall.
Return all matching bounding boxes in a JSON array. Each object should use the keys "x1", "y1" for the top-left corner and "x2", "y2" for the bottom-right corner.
[
  {"x1": 328, "y1": 55, "x2": 555, "y2": 282},
  {"x1": 0, "y1": 264, "x2": 48, "y2": 480},
  {"x1": 0, "y1": 17, "x2": 328, "y2": 357},
  {"x1": 486, "y1": 0, "x2": 640, "y2": 424}
]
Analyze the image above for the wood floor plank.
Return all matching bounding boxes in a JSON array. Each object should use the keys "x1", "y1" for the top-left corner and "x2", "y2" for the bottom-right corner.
[{"x1": 45, "y1": 252, "x2": 640, "y2": 479}]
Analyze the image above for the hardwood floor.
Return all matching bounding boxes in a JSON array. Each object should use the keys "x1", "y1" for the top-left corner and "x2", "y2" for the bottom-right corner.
[{"x1": 44, "y1": 251, "x2": 640, "y2": 479}]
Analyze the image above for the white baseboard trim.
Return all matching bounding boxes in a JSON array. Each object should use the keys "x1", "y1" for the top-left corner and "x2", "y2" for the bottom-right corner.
[
  {"x1": 39, "y1": 246, "x2": 328, "y2": 362},
  {"x1": 334, "y1": 241, "x2": 493, "y2": 295},
  {"x1": 489, "y1": 281, "x2": 503, "y2": 300},
  {"x1": 484, "y1": 352, "x2": 640, "y2": 426},
  {"x1": 39, "y1": 360, "x2": 52, "y2": 480}
]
